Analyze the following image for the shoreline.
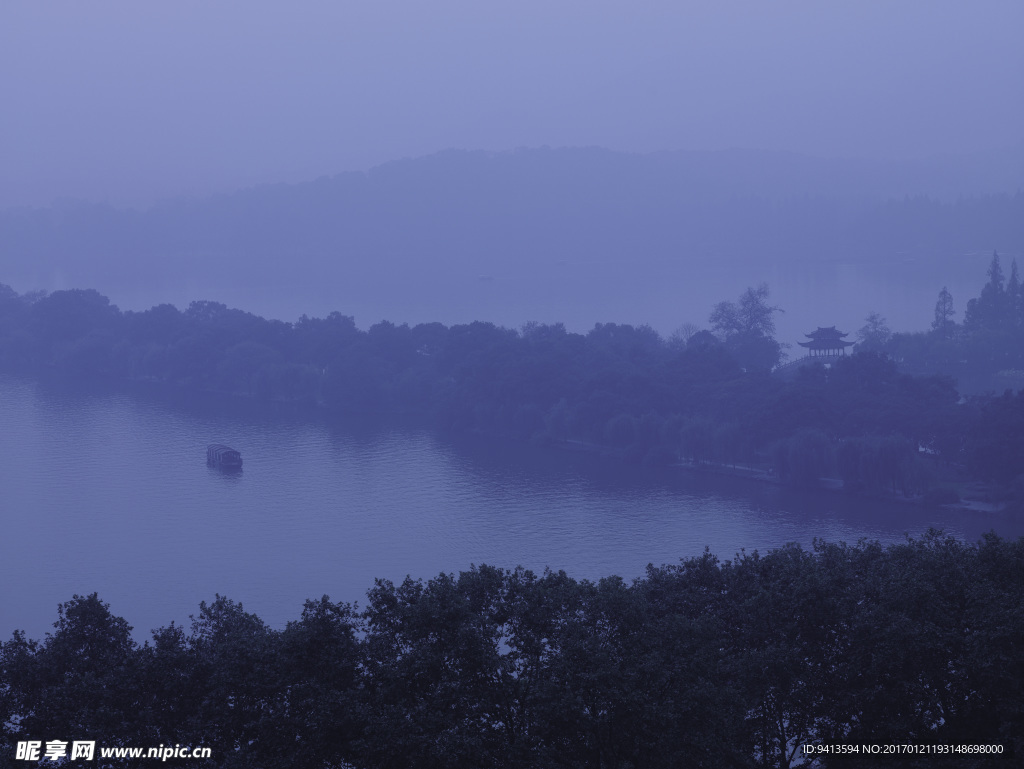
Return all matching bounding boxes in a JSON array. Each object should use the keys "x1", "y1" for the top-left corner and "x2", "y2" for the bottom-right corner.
[
  {"x1": 5, "y1": 368, "x2": 1015, "y2": 518},
  {"x1": 559, "y1": 437, "x2": 1011, "y2": 516}
]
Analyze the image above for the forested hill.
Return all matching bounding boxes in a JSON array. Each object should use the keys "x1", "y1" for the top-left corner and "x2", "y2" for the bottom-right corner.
[
  {"x1": 2, "y1": 280, "x2": 1023, "y2": 505},
  {"x1": 2, "y1": 147, "x2": 1021, "y2": 310}
]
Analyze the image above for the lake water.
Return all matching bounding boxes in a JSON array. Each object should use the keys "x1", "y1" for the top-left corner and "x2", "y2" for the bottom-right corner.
[{"x1": 2, "y1": 373, "x2": 1021, "y2": 642}]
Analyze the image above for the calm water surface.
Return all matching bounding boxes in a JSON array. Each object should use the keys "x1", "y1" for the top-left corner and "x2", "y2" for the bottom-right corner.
[{"x1": 2, "y1": 374, "x2": 1020, "y2": 641}]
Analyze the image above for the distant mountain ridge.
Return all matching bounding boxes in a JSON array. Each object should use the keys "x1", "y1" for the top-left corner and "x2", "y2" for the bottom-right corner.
[
  {"x1": 0, "y1": 146, "x2": 1021, "y2": 335},
  {"x1": 254, "y1": 145, "x2": 1024, "y2": 206}
]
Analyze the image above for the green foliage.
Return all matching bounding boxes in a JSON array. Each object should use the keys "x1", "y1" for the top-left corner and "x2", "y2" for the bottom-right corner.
[
  {"x1": 965, "y1": 252, "x2": 1013, "y2": 333},
  {"x1": 709, "y1": 283, "x2": 783, "y2": 371},
  {"x1": 966, "y1": 390, "x2": 1024, "y2": 484},
  {"x1": 0, "y1": 279, "x2": 1016, "y2": 497},
  {"x1": 4, "y1": 537, "x2": 1022, "y2": 767},
  {"x1": 856, "y1": 311, "x2": 891, "y2": 352},
  {"x1": 0, "y1": 594, "x2": 144, "y2": 763},
  {"x1": 773, "y1": 428, "x2": 833, "y2": 488},
  {"x1": 836, "y1": 434, "x2": 933, "y2": 496},
  {"x1": 932, "y1": 286, "x2": 956, "y2": 338},
  {"x1": 894, "y1": 253, "x2": 1024, "y2": 394}
]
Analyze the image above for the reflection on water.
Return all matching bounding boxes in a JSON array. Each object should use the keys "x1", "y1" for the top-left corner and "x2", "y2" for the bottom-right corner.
[
  {"x1": 2, "y1": 373, "x2": 1020, "y2": 642},
  {"x1": 209, "y1": 465, "x2": 244, "y2": 480}
]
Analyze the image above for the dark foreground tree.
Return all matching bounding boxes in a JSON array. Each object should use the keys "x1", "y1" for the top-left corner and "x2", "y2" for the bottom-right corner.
[{"x1": 4, "y1": 535, "x2": 1022, "y2": 768}]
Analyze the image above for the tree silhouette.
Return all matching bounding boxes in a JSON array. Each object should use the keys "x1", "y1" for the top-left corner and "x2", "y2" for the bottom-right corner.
[
  {"x1": 709, "y1": 283, "x2": 783, "y2": 371},
  {"x1": 931, "y1": 286, "x2": 956, "y2": 338},
  {"x1": 856, "y1": 311, "x2": 891, "y2": 351},
  {"x1": 965, "y1": 251, "x2": 1011, "y2": 331}
]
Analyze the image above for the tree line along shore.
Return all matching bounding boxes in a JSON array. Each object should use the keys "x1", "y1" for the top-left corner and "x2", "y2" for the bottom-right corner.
[{"x1": 1, "y1": 252, "x2": 1023, "y2": 509}]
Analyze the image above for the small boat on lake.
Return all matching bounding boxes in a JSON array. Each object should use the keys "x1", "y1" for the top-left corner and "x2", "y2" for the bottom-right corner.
[{"x1": 207, "y1": 444, "x2": 242, "y2": 468}]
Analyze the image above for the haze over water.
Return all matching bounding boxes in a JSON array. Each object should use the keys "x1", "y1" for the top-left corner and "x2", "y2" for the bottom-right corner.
[
  {"x1": 3, "y1": 1, "x2": 1023, "y2": 647},
  {"x1": 3, "y1": 374, "x2": 1019, "y2": 642}
]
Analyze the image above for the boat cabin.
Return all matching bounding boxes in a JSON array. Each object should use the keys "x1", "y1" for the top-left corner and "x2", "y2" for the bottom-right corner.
[{"x1": 207, "y1": 444, "x2": 243, "y2": 468}]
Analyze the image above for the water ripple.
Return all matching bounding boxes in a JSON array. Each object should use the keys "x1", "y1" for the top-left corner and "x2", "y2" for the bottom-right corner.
[{"x1": 2, "y1": 375, "x2": 1018, "y2": 641}]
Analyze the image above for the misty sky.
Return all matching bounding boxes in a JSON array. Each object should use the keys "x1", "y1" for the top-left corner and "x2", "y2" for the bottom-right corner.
[{"x1": 2, "y1": 1, "x2": 1022, "y2": 208}]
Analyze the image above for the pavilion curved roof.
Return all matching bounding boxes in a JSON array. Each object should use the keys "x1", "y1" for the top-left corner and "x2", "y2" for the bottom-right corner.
[
  {"x1": 798, "y1": 339, "x2": 855, "y2": 349},
  {"x1": 804, "y1": 326, "x2": 849, "y2": 339},
  {"x1": 797, "y1": 326, "x2": 854, "y2": 350}
]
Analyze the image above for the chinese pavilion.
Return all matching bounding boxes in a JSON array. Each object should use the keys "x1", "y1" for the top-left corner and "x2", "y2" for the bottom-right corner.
[{"x1": 797, "y1": 326, "x2": 854, "y2": 358}]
